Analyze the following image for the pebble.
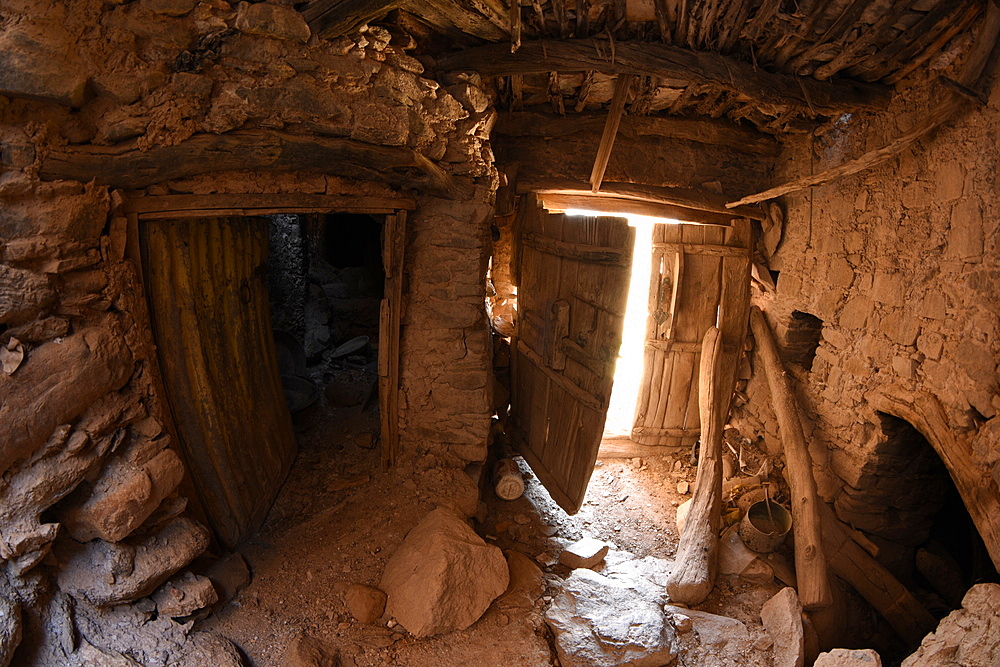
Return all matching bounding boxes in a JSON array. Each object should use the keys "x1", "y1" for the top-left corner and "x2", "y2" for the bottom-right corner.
[{"x1": 677, "y1": 481, "x2": 690, "y2": 494}]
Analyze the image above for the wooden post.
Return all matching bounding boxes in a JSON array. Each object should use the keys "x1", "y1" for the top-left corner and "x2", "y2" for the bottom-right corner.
[
  {"x1": 749, "y1": 306, "x2": 832, "y2": 610},
  {"x1": 380, "y1": 211, "x2": 407, "y2": 468},
  {"x1": 665, "y1": 325, "x2": 724, "y2": 605},
  {"x1": 589, "y1": 74, "x2": 633, "y2": 192}
]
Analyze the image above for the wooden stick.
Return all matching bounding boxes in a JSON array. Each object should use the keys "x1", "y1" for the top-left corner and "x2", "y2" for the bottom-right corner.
[
  {"x1": 665, "y1": 326, "x2": 725, "y2": 605},
  {"x1": 510, "y1": 0, "x2": 522, "y2": 52},
  {"x1": 727, "y1": 1, "x2": 1000, "y2": 208},
  {"x1": 749, "y1": 307, "x2": 832, "y2": 610},
  {"x1": 590, "y1": 74, "x2": 633, "y2": 192}
]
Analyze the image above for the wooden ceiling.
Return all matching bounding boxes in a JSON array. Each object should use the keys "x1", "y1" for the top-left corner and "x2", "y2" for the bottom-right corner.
[{"x1": 299, "y1": 0, "x2": 988, "y2": 135}]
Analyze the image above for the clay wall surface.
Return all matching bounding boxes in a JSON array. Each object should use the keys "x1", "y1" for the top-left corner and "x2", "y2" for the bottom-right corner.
[
  {"x1": 0, "y1": 1, "x2": 495, "y2": 661},
  {"x1": 733, "y1": 72, "x2": 1000, "y2": 562}
]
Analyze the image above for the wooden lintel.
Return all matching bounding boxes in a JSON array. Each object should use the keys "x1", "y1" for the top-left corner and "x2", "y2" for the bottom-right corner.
[
  {"x1": 434, "y1": 39, "x2": 887, "y2": 113},
  {"x1": 40, "y1": 130, "x2": 474, "y2": 201},
  {"x1": 125, "y1": 194, "x2": 416, "y2": 217},
  {"x1": 590, "y1": 74, "x2": 634, "y2": 192},
  {"x1": 301, "y1": 0, "x2": 408, "y2": 39},
  {"x1": 525, "y1": 178, "x2": 766, "y2": 221},
  {"x1": 493, "y1": 111, "x2": 780, "y2": 156}
]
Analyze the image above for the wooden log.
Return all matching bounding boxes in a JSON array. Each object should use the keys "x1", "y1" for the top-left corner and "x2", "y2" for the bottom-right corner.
[
  {"x1": 39, "y1": 130, "x2": 474, "y2": 200},
  {"x1": 727, "y1": 1, "x2": 1000, "y2": 208},
  {"x1": 493, "y1": 110, "x2": 780, "y2": 155},
  {"x1": 749, "y1": 306, "x2": 832, "y2": 610},
  {"x1": 590, "y1": 74, "x2": 634, "y2": 192},
  {"x1": 665, "y1": 326, "x2": 725, "y2": 605},
  {"x1": 301, "y1": 0, "x2": 409, "y2": 38},
  {"x1": 434, "y1": 38, "x2": 887, "y2": 114},
  {"x1": 819, "y1": 503, "x2": 937, "y2": 646}
]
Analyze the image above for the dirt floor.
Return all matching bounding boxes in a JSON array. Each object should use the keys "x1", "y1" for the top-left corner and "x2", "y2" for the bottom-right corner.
[{"x1": 202, "y1": 396, "x2": 790, "y2": 666}]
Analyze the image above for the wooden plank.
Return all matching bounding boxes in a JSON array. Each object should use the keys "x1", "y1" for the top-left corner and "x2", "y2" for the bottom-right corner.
[
  {"x1": 525, "y1": 177, "x2": 765, "y2": 220},
  {"x1": 590, "y1": 74, "x2": 634, "y2": 192},
  {"x1": 41, "y1": 130, "x2": 473, "y2": 200},
  {"x1": 381, "y1": 211, "x2": 406, "y2": 468},
  {"x1": 522, "y1": 230, "x2": 630, "y2": 264},
  {"x1": 631, "y1": 426, "x2": 700, "y2": 437},
  {"x1": 598, "y1": 435, "x2": 688, "y2": 459},
  {"x1": 142, "y1": 217, "x2": 296, "y2": 548},
  {"x1": 536, "y1": 191, "x2": 737, "y2": 225},
  {"x1": 653, "y1": 241, "x2": 749, "y2": 257},
  {"x1": 126, "y1": 194, "x2": 416, "y2": 215},
  {"x1": 434, "y1": 38, "x2": 888, "y2": 113}
]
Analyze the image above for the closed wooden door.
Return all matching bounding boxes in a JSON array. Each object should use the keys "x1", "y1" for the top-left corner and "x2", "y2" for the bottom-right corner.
[
  {"x1": 631, "y1": 219, "x2": 752, "y2": 447},
  {"x1": 510, "y1": 196, "x2": 633, "y2": 514},
  {"x1": 142, "y1": 217, "x2": 296, "y2": 548}
]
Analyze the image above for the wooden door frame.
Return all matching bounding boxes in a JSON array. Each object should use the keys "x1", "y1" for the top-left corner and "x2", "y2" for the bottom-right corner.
[{"x1": 122, "y1": 193, "x2": 417, "y2": 498}]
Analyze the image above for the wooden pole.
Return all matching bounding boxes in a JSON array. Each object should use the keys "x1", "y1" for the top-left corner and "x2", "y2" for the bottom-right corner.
[
  {"x1": 665, "y1": 325, "x2": 725, "y2": 605},
  {"x1": 749, "y1": 306, "x2": 832, "y2": 610},
  {"x1": 589, "y1": 74, "x2": 633, "y2": 192}
]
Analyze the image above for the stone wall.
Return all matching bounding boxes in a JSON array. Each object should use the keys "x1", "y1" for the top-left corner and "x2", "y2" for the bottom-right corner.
[
  {"x1": 732, "y1": 70, "x2": 1000, "y2": 570},
  {"x1": 0, "y1": 1, "x2": 496, "y2": 662}
]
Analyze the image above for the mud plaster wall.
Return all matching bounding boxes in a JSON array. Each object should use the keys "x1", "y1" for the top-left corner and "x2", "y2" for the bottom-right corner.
[
  {"x1": 0, "y1": 1, "x2": 495, "y2": 661},
  {"x1": 732, "y1": 72, "x2": 1000, "y2": 563}
]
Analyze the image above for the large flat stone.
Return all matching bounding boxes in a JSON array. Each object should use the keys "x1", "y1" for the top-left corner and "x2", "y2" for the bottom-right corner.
[
  {"x1": 0, "y1": 23, "x2": 88, "y2": 106},
  {"x1": 545, "y1": 568, "x2": 677, "y2": 667},
  {"x1": 761, "y1": 587, "x2": 805, "y2": 667}
]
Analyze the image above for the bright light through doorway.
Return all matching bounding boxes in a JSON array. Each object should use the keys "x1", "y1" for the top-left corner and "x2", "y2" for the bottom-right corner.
[{"x1": 564, "y1": 209, "x2": 680, "y2": 436}]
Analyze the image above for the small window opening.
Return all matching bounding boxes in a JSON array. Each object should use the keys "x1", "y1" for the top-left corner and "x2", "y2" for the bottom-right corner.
[{"x1": 784, "y1": 310, "x2": 823, "y2": 371}]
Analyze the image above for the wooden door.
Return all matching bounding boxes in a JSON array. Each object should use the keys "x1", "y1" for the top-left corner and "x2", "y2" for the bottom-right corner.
[
  {"x1": 142, "y1": 217, "x2": 297, "y2": 548},
  {"x1": 510, "y1": 196, "x2": 634, "y2": 514},
  {"x1": 631, "y1": 219, "x2": 752, "y2": 447}
]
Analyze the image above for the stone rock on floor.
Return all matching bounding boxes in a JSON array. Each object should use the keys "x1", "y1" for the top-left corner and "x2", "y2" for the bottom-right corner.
[
  {"x1": 345, "y1": 583, "x2": 387, "y2": 624},
  {"x1": 558, "y1": 537, "x2": 609, "y2": 569},
  {"x1": 545, "y1": 568, "x2": 677, "y2": 667},
  {"x1": 153, "y1": 571, "x2": 218, "y2": 618},
  {"x1": 56, "y1": 516, "x2": 210, "y2": 607},
  {"x1": 380, "y1": 507, "x2": 508, "y2": 637},
  {"x1": 901, "y1": 583, "x2": 1000, "y2": 667},
  {"x1": 815, "y1": 648, "x2": 882, "y2": 666},
  {"x1": 761, "y1": 587, "x2": 805, "y2": 667},
  {"x1": 495, "y1": 550, "x2": 544, "y2": 610},
  {"x1": 282, "y1": 633, "x2": 337, "y2": 667},
  {"x1": 663, "y1": 605, "x2": 752, "y2": 667}
]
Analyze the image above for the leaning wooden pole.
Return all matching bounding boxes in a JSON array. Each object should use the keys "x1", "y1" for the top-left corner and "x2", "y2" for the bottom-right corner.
[
  {"x1": 749, "y1": 307, "x2": 832, "y2": 610},
  {"x1": 666, "y1": 326, "x2": 725, "y2": 605}
]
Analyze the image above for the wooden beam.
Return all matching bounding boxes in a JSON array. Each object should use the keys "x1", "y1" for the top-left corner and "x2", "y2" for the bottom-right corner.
[
  {"x1": 39, "y1": 131, "x2": 474, "y2": 200},
  {"x1": 537, "y1": 191, "x2": 735, "y2": 225},
  {"x1": 301, "y1": 0, "x2": 408, "y2": 39},
  {"x1": 727, "y1": 1, "x2": 1000, "y2": 208},
  {"x1": 433, "y1": 38, "x2": 887, "y2": 113},
  {"x1": 493, "y1": 110, "x2": 780, "y2": 155},
  {"x1": 590, "y1": 74, "x2": 633, "y2": 192},
  {"x1": 521, "y1": 177, "x2": 766, "y2": 220},
  {"x1": 125, "y1": 194, "x2": 416, "y2": 216}
]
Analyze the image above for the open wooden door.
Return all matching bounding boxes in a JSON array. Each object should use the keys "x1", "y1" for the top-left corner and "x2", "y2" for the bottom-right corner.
[
  {"x1": 510, "y1": 196, "x2": 634, "y2": 514},
  {"x1": 631, "y1": 219, "x2": 752, "y2": 448},
  {"x1": 142, "y1": 217, "x2": 297, "y2": 548}
]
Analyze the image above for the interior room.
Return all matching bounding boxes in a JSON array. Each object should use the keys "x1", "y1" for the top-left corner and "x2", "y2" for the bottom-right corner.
[{"x1": 1, "y1": 1, "x2": 999, "y2": 666}]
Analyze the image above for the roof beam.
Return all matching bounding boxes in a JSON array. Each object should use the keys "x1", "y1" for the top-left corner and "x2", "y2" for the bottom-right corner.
[
  {"x1": 493, "y1": 111, "x2": 780, "y2": 155},
  {"x1": 301, "y1": 0, "x2": 407, "y2": 39},
  {"x1": 434, "y1": 38, "x2": 888, "y2": 113}
]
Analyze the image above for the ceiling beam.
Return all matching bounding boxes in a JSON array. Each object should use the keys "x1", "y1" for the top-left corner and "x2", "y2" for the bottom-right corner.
[
  {"x1": 493, "y1": 111, "x2": 780, "y2": 155},
  {"x1": 434, "y1": 38, "x2": 888, "y2": 114},
  {"x1": 39, "y1": 130, "x2": 473, "y2": 200},
  {"x1": 301, "y1": 0, "x2": 408, "y2": 39}
]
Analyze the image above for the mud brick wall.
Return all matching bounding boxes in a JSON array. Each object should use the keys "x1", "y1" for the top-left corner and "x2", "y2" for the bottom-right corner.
[
  {"x1": 0, "y1": 1, "x2": 496, "y2": 662},
  {"x1": 733, "y1": 72, "x2": 1000, "y2": 566}
]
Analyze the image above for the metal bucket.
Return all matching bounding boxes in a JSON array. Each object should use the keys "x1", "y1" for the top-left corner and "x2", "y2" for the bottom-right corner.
[{"x1": 739, "y1": 500, "x2": 792, "y2": 553}]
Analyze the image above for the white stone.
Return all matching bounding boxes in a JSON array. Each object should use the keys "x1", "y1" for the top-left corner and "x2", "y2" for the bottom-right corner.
[
  {"x1": 545, "y1": 568, "x2": 677, "y2": 667},
  {"x1": 815, "y1": 648, "x2": 883, "y2": 666},
  {"x1": 761, "y1": 587, "x2": 805, "y2": 667},
  {"x1": 902, "y1": 583, "x2": 1000, "y2": 667},
  {"x1": 559, "y1": 537, "x2": 609, "y2": 569},
  {"x1": 380, "y1": 507, "x2": 508, "y2": 637}
]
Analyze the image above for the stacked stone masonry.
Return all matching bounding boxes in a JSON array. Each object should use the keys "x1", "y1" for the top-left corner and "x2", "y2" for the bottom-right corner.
[{"x1": 0, "y1": 0, "x2": 496, "y2": 662}]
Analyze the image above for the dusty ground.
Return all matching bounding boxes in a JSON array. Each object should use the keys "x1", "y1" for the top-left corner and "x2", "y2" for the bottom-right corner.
[{"x1": 203, "y1": 396, "x2": 787, "y2": 666}]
